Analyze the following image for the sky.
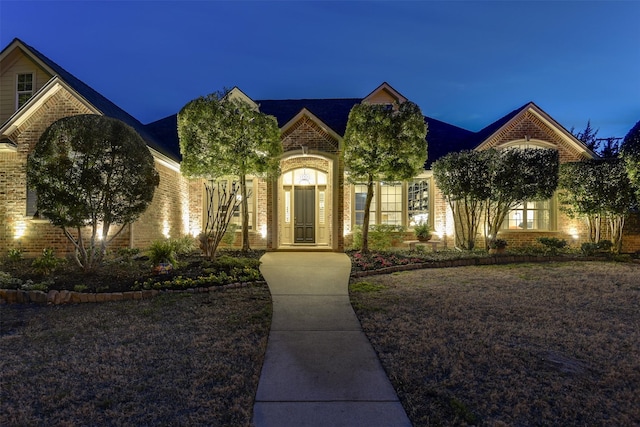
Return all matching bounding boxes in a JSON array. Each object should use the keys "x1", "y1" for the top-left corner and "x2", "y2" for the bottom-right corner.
[{"x1": 1, "y1": 1, "x2": 639, "y2": 140}]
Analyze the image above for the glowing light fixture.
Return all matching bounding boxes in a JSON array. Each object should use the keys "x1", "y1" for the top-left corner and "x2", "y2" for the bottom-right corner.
[{"x1": 14, "y1": 221, "x2": 27, "y2": 240}]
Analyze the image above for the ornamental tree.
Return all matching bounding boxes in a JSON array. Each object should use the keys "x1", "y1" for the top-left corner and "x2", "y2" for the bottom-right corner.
[
  {"x1": 559, "y1": 159, "x2": 637, "y2": 253},
  {"x1": 27, "y1": 114, "x2": 159, "y2": 271},
  {"x1": 342, "y1": 101, "x2": 427, "y2": 253},
  {"x1": 178, "y1": 91, "x2": 282, "y2": 252},
  {"x1": 432, "y1": 150, "x2": 492, "y2": 250},
  {"x1": 485, "y1": 148, "x2": 559, "y2": 246},
  {"x1": 620, "y1": 119, "x2": 640, "y2": 200}
]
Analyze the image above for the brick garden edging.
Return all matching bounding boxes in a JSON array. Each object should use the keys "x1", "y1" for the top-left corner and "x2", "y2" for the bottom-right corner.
[
  {"x1": 0, "y1": 281, "x2": 268, "y2": 305},
  {"x1": 350, "y1": 254, "x2": 608, "y2": 278}
]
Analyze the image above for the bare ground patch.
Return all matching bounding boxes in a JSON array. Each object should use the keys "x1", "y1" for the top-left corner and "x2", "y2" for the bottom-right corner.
[
  {"x1": 350, "y1": 261, "x2": 640, "y2": 426},
  {"x1": 0, "y1": 285, "x2": 271, "y2": 426}
]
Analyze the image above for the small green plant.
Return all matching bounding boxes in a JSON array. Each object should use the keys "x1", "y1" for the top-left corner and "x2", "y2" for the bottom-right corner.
[
  {"x1": 73, "y1": 284, "x2": 89, "y2": 292},
  {"x1": 351, "y1": 224, "x2": 406, "y2": 251},
  {"x1": 581, "y1": 240, "x2": 613, "y2": 256},
  {"x1": 221, "y1": 223, "x2": 238, "y2": 248},
  {"x1": 488, "y1": 238, "x2": 508, "y2": 249},
  {"x1": 21, "y1": 280, "x2": 50, "y2": 292},
  {"x1": 115, "y1": 248, "x2": 141, "y2": 265},
  {"x1": 537, "y1": 237, "x2": 567, "y2": 255},
  {"x1": 0, "y1": 271, "x2": 23, "y2": 289},
  {"x1": 6, "y1": 248, "x2": 23, "y2": 263},
  {"x1": 147, "y1": 240, "x2": 177, "y2": 267},
  {"x1": 32, "y1": 248, "x2": 65, "y2": 275},
  {"x1": 413, "y1": 222, "x2": 432, "y2": 241},
  {"x1": 169, "y1": 236, "x2": 196, "y2": 256}
]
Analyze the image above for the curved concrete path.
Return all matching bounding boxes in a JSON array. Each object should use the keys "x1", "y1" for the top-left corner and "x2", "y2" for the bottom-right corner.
[{"x1": 253, "y1": 252, "x2": 411, "y2": 427}]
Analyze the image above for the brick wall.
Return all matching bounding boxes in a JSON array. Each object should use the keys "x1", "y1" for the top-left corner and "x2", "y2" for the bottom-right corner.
[
  {"x1": 0, "y1": 86, "x2": 192, "y2": 257},
  {"x1": 281, "y1": 116, "x2": 339, "y2": 154},
  {"x1": 429, "y1": 107, "x2": 640, "y2": 252}
]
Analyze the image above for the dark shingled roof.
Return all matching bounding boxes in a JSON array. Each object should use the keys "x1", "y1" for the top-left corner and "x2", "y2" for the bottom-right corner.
[
  {"x1": 145, "y1": 99, "x2": 479, "y2": 167},
  {"x1": 423, "y1": 116, "x2": 476, "y2": 167},
  {"x1": 15, "y1": 38, "x2": 178, "y2": 161},
  {"x1": 13, "y1": 39, "x2": 532, "y2": 167},
  {"x1": 256, "y1": 98, "x2": 362, "y2": 136},
  {"x1": 145, "y1": 114, "x2": 181, "y2": 160},
  {"x1": 470, "y1": 103, "x2": 531, "y2": 147}
]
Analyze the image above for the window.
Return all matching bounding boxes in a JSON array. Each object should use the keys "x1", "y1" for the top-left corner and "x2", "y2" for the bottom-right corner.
[
  {"x1": 354, "y1": 182, "x2": 402, "y2": 226},
  {"x1": 354, "y1": 184, "x2": 375, "y2": 226},
  {"x1": 380, "y1": 182, "x2": 402, "y2": 225},
  {"x1": 408, "y1": 179, "x2": 429, "y2": 226},
  {"x1": 26, "y1": 187, "x2": 38, "y2": 217},
  {"x1": 231, "y1": 180, "x2": 253, "y2": 230},
  {"x1": 502, "y1": 200, "x2": 552, "y2": 230},
  {"x1": 17, "y1": 73, "x2": 34, "y2": 108}
]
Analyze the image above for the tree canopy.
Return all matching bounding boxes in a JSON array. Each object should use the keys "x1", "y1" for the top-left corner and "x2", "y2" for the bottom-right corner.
[
  {"x1": 620, "y1": 119, "x2": 640, "y2": 200},
  {"x1": 571, "y1": 120, "x2": 599, "y2": 153},
  {"x1": 342, "y1": 101, "x2": 427, "y2": 252},
  {"x1": 559, "y1": 158, "x2": 637, "y2": 252},
  {"x1": 432, "y1": 150, "x2": 492, "y2": 250},
  {"x1": 178, "y1": 91, "x2": 282, "y2": 251},
  {"x1": 433, "y1": 148, "x2": 559, "y2": 250},
  {"x1": 27, "y1": 114, "x2": 159, "y2": 271},
  {"x1": 485, "y1": 148, "x2": 559, "y2": 244}
]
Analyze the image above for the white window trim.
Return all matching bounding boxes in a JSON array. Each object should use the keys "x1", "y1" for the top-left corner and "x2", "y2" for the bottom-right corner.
[{"x1": 16, "y1": 72, "x2": 35, "y2": 110}]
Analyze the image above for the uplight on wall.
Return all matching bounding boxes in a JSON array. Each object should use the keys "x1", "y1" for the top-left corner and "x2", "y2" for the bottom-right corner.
[
  {"x1": 14, "y1": 221, "x2": 27, "y2": 240},
  {"x1": 260, "y1": 224, "x2": 267, "y2": 239},
  {"x1": 569, "y1": 228, "x2": 579, "y2": 240}
]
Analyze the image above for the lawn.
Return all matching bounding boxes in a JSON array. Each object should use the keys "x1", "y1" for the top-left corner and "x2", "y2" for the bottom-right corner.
[
  {"x1": 350, "y1": 261, "x2": 640, "y2": 426},
  {"x1": 0, "y1": 285, "x2": 271, "y2": 426}
]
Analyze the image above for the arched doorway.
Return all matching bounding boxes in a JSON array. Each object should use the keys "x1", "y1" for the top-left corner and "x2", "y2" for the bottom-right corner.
[{"x1": 277, "y1": 155, "x2": 334, "y2": 249}]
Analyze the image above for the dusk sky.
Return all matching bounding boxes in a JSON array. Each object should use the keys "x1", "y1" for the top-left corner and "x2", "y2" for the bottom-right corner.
[{"x1": 1, "y1": 1, "x2": 638, "y2": 140}]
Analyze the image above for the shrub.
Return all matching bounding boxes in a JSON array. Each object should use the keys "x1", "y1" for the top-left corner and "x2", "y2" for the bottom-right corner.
[
  {"x1": 221, "y1": 223, "x2": 238, "y2": 248},
  {"x1": 581, "y1": 240, "x2": 613, "y2": 256},
  {"x1": 169, "y1": 236, "x2": 196, "y2": 256},
  {"x1": 537, "y1": 237, "x2": 567, "y2": 255},
  {"x1": 0, "y1": 271, "x2": 23, "y2": 289},
  {"x1": 488, "y1": 239, "x2": 508, "y2": 249},
  {"x1": 147, "y1": 240, "x2": 177, "y2": 266},
  {"x1": 6, "y1": 248, "x2": 23, "y2": 263},
  {"x1": 21, "y1": 280, "x2": 50, "y2": 292},
  {"x1": 351, "y1": 225, "x2": 406, "y2": 251},
  {"x1": 31, "y1": 248, "x2": 65, "y2": 275},
  {"x1": 114, "y1": 248, "x2": 141, "y2": 265}
]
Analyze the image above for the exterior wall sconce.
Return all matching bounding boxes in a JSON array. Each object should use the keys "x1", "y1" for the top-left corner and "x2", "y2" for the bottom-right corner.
[{"x1": 301, "y1": 145, "x2": 308, "y2": 156}]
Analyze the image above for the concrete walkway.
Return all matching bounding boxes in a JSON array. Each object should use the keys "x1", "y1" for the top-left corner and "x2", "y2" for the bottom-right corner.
[{"x1": 253, "y1": 252, "x2": 411, "y2": 427}]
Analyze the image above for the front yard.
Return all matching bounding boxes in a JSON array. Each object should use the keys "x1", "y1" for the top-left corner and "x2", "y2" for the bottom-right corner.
[
  {"x1": 350, "y1": 261, "x2": 640, "y2": 426},
  {"x1": 2, "y1": 251, "x2": 639, "y2": 426},
  {"x1": 0, "y1": 286, "x2": 271, "y2": 426}
]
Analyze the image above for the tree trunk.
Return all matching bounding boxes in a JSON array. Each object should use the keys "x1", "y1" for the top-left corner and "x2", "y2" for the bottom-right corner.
[
  {"x1": 361, "y1": 175, "x2": 375, "y2": 254},
  {"x1": 240, "y1": 174, "x2": 250, "y2": 252}
]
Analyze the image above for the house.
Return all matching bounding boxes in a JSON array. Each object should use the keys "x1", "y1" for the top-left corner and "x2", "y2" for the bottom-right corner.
[{"x1": 2, "y1": 38, "x2": 639, "y2": 256}]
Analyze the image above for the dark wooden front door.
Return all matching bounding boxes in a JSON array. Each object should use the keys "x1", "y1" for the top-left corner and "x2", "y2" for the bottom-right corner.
[{"x1": 294, "y1": 187, "x2": 315, "y2": 243}]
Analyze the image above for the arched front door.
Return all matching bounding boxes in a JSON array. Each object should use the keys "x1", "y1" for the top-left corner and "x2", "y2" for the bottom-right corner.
[{"x1": 279, "y1": 166, "x2": 330, "y2": 247}]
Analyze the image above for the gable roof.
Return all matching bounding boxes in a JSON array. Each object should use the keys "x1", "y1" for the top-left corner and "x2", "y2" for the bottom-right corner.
[
  {"x1": 1, "y1": 38, "x2": 179, "y2": 161},
  {"x1": 257, "y1": 98, "x2": 362, "y2": 136},
  {"x1": 473, "y1": 101, "x2": 597, "y2": 158}
]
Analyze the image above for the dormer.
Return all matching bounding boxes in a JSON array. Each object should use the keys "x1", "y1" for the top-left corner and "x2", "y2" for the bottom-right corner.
[
  {"x1": 224, "y1": 86, "x2": 259, "y2": 111},
  {"x1": 0, "y1": 39, "x2": 54, "y2": 124},
  {"x1": 362, "y1": 82, "x2": 408, "y2": 106}
]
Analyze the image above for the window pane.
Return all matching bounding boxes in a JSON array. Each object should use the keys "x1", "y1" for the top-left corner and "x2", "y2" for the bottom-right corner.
[
  {"x1": 408, "y1": 179, "x2": 429, "y2": 226},
  {"x1": 355, "y1": 184, "x2": 374, "y2": 226},
  {"x1": 380, "y1": 182, "x2": 402, "y2": 225},
  {"x1": 502, "y1": 200, "x2": 551, "y2": 230}
]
